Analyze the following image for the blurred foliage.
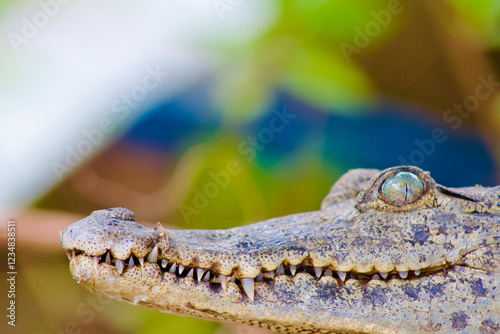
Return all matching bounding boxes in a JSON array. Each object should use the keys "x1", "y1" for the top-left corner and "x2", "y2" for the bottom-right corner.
[
  {"x1": 25, "y1": 0, "x2": 500, "y2": 334},
  {"x1": 125, "y1": 308, "x2": 220, "y2": 334},
  {"x1": 213, "y1": 0, "x2": 500, "y2": 123},
  {"x1": 172, "y1": 134, "x2": 340, "y2": 231},
  {"x1": 212, "y1": 0, "x2": 402, "y2": 123},
  {"x1": 449, "y1": 0, "x2": 500, "y2": 46}
]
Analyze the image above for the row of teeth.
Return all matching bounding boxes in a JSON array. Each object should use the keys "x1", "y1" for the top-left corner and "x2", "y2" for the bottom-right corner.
[{"x1": 67, "y1": 246, "x2": 423, "y2": 301}]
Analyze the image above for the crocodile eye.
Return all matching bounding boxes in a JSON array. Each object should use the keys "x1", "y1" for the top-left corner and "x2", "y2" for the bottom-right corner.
[{"x1": 380, "y1": 172, "x2": 425, "y2": 205}]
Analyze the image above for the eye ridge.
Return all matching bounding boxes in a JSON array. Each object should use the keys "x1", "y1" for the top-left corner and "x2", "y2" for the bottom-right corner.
[{"x1": 380, "y1": 171, "x2": 425, "y2": 206}]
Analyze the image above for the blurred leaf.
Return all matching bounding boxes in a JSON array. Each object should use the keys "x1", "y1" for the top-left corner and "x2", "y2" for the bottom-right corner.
[
  {"x1": 175, "y1": 135, "x2": 269, "y2": 229},
  {"x1": 279, "y1": 0, "x2": 387, "y2": 40},
  {"x1": 283, "y1": 45, "x2": 374, "y2": 110},
  {"x1": 448, "y1": 0, "x2": 500, "y2": 46},
  {"x1": 211, "y1": 0, "x2": 417, "y2": 118},
  {"x1": 212, "y1": 59, "x2": 275, "y2": 124},
  {"x1": 140, "y1": 311, "x2": 219, "y2": 334}
]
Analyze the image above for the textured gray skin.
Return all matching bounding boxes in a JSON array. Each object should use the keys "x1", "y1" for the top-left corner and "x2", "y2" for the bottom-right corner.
[{"x1": 60, "y1": 166, "x2": 500, "y2": 333}]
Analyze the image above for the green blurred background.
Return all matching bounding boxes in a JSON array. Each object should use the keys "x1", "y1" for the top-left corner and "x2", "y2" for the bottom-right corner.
[{"x1": 1, "y1": 0, "x2": 500, "y2": 333}]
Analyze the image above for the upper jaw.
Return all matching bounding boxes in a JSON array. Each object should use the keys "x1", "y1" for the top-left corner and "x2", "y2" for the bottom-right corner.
[
  {"x1": 60, "y1": 207, "x2": 167, "y2": 259},
  {"x1": 61, "y1": 165, "x2": 500, "y2": 284},
  {"x1": 61, "y1": 202, "x2": 490, "y2": 303}
]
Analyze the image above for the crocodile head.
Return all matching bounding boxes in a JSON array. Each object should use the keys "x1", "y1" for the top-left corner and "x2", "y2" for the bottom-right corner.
[{"x1": 60, "y1": 166, "x2": 500, "y2": 333}]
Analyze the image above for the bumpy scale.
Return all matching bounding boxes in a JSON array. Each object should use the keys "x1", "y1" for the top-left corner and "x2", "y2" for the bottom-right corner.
[{"x1": 61, "y1": 166, "x2": 500, "y2": 334}]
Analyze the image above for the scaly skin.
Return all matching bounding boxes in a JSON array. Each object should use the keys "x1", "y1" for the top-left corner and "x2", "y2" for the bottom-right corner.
[{"x1": 60, "y1": 166, "x2": 500, "y2": 333}]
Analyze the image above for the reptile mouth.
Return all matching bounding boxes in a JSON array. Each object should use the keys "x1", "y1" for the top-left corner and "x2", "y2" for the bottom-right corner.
[{"x1": 66, "y1": 246, "x2": 437, "y2": 301}]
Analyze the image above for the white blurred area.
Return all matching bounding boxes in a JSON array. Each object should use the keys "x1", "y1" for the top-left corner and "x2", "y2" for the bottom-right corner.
[{"x1": 0, "y1": 0, "x2": 278, "y2": 211}]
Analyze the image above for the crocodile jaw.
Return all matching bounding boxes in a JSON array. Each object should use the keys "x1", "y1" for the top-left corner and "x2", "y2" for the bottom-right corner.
[
  {"x1": 67, "y1": 252, "x2": 498, "y2": 333},
  {"x1": 62, "y1": 206, "x2": 500, "y2": 333},
  {"x1": 60, "y1": 166, "x2": 500, "y2": 333},
  {"x1": 69, "y1": 255, "x2": 393, "y2": 333}
]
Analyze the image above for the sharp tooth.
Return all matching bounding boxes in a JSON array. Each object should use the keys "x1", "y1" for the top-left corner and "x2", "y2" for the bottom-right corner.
[
  {"x1": 147, "y1": 245, "x2": 158, "y2": 263},
  {"x1": 337, "y1": 271, "x2": 347, "y2": 282},
  {"x1": 93, "y1": 256, "x2": 99, "y2": 268},
  {"x1": 66, "y1": 250, "x2": 72, "y2": 260},
  {"x1": 169, "y1": 262, "x2": 177, "y2": 274},
  {"x1": 128, "y1": 257, "x2": 135, "y2": 269},
  {"x1": 138, "y1": 257, "x2": 144, "y2": 266},
  {"x1": 197, "y1": 268, "x2": 205, "y2": 282},
  {"x1": 256, "y1": 271, "x2": 263, "y2": 281},
  {"x1": 161, "y1": 258, "x2": 168, "y2": 268},
  {"x1": 229, "y1": 274, "x2": 235, "y2": 282},
  {"x1": 262, "y1": 272, "x2": 271, "y2": 279},
  {"x1": 399, "y1": 271, "x2": 408, "y2": 279},
  {"x1": 276, "y1": 264, "x2": 284, "y2": 275},
  {"x1": 220, "y1": 274, "x2": 227, "y2": 290},
  {"x1": 178, "y1": 264, "x2": 185, "y2": 275},
  {"x1": 380, "y1": 272, "x2": 388, "y2": 279},
  {"x1": 186, "y1": 268, "x2": 194, "y2": 278},
  {"x1": 203, "y1": 271, "x2": 211, "y2": 281},
  {"x1": 240, "y1": 278, "x2": 255, "y2": 301},
  {"x1": 105, "y1": 252, "x2": 111, "y2": 264},
  {"x1": 324, "y1": 268, "x2": 332, "y2": 276},
  {"x1": 116, "y1": 259, "x2": 124, "y2": 274},
  {"x1": 290, "y1": 265, "x2": 297, "y2": 275},
  {"x1": 268, "y1": 270, "x2": 275, "y2": 279},
  {"x1": 414, "y1": 270, "x2": 420, "y2": 276},
  {"x1": 314, "y1": 266, "x2": 322, "y2": 278}
]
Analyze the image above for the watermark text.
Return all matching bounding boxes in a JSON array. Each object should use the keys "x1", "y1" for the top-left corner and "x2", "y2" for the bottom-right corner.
[
  {"x1": 178, "y1": 107, "x2": 296, "y2": 223},
  {"x1": 6, "y1": 219, "x2": 16, "y2": 327},
  {"x1": 51, "y1": 65, "x2": 168, "y2": 181}
]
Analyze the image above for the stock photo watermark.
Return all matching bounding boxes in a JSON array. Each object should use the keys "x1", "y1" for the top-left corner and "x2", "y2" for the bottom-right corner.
[
  {"x1": 53, "y1": 295, "x2": 112, "y2": 334},
  {"x1": 6, "y1": 219, "x2": 17, "y2": 327},
  {"x1": 7, "y1": 0, "x2": 72, "y2": 54},
  {"x1": 213, "y1": 0, "x2": 244, "y2": 21},
  {"x1": 398, "y1": 74, "x2": 500, "y2": 166},
  {"x1": 178, "y1": 107, "x2": 296, "y2": 223},
  {"x1": 51, "y1": 65, "x2": 169, "y2": 181},
  {"x1": 339, "y1": 0, "x2": 407, "y2": 63}
]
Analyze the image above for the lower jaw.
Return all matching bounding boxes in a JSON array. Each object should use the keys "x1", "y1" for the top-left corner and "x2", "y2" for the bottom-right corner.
[{"x1": 69, "y1": 252, "x2": 443, "y2": 305}]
